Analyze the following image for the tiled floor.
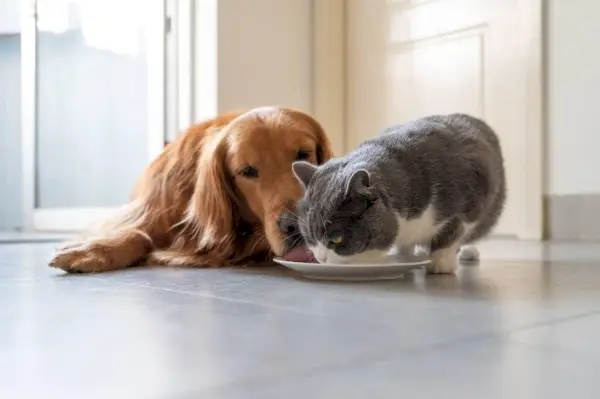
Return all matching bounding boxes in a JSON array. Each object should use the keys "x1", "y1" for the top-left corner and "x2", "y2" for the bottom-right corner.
[{"x1": 2, "y1": 239, "x2": 600, "y2": 398}]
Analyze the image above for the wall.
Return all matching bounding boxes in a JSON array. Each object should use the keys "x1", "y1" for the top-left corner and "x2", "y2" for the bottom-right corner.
[
  {"x1": 194, "y1": 0, "x2": 313, "y2": 119},
  {"x1": 545, "y1": 0, "x2": 600, "y2": 239}
]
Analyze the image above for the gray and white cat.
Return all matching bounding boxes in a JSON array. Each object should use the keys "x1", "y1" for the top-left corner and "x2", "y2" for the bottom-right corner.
[{"x1": 291, "y1": 113, "x2": 505, "y2": 274}]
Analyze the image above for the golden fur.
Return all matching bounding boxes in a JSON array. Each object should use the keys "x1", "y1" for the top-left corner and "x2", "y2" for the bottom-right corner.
[{"x1": 49, "y1": 107, "x2": 333, "y2": 273}]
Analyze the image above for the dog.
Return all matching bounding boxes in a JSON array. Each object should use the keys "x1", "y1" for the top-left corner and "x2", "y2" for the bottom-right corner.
[{"x1": 49, "y1": 106, "x2": 333, "y2": 273}]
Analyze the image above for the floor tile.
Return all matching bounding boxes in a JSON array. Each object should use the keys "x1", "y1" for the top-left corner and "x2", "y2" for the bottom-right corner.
[
  {"x1": 206, "y1": 338, "x2": 600, "y2": 399},
  {"x1": 506, "y1": 312, "x2": 600, "y2": 358}
]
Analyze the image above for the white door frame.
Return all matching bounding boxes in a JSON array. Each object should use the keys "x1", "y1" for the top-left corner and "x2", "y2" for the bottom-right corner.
[
  {"x1": 166, "y1": 0, "x2": 196, "y2": 143},
  {"x1": 312, "y1": 0, "x2": 544, "y2": 240},
  {"x1": 19, "y1": 0, "x2": 194, "y2": 232}
]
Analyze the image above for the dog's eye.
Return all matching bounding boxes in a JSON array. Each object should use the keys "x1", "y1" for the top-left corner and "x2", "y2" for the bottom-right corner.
[
  {"x1": 296, "y1": 150, "x2": 311, "y2": 161},
  {"x1": 241, "y1": 166, "x2": 259, "y2": 178}
]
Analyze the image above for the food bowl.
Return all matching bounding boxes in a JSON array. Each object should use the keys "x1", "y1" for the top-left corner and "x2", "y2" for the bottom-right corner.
[{"x1": 273, "y1": 253, "x2": 430, "y2": 281}]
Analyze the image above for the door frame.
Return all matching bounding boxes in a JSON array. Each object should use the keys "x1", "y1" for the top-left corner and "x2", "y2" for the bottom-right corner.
[
  {"x1": 19, "y1": 0, "x2": 194, "y2": 232},
  {"x1": 312, "y1": 0, "x2": 544, "y2": 240}
]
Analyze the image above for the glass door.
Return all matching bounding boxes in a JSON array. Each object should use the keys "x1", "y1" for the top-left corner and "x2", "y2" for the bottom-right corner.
[
  {"x1": 21, "y1": 0, "x2": 167, "y2": 231},
  {"x1": 0, "y1": 0, "x2": 22, "y2": 230}
]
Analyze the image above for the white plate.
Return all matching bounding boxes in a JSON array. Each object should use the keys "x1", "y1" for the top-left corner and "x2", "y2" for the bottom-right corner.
[{"x1": 273, "y1": 254, "x2": 431, "y2": 281}]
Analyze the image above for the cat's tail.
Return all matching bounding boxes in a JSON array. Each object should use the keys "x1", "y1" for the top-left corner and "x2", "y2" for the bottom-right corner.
[{"x1": 458, "y1": 245, "x2": 480, "y2": 262}]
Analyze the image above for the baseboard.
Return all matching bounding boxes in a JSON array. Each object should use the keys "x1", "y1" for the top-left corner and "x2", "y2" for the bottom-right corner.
[{"x1": 545, "y1": 194, "x2": 600, "y2": 240}]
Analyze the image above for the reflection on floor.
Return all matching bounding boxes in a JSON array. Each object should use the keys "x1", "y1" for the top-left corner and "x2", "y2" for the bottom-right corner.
[{"x1": 2, "y1": 238, "x2": 600, "y2": 398}]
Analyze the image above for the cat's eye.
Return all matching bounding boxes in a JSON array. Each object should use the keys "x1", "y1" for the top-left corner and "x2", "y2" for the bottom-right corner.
[
  {"x1": 330, "y1": 235, "x2": 344, "y2": 245},
  {"x1": 296, "y1": 150, "x2": 311, "y2": 161},
  {"x1": 240, "y1": 166, "x2": 259, "y2": 179}
]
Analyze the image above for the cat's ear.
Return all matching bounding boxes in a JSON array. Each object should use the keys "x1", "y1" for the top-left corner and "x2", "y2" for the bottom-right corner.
[
  {"x1": 345, "y1": 169, "x2": 371, "y2": 196},
  {"x1": 292, "y1": 161, "x2": 318, "y2": 189}
]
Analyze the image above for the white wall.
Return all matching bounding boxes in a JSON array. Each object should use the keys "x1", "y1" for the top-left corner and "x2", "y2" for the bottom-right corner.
[
  {"x1": 546, "y1": 0, "x2": 600, "y2": 196},
  {"x1": 194, "y1": 0, "x2": 313, "y2": 121}
]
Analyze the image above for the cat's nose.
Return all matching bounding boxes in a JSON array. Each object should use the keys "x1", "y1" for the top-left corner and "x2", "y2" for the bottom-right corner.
[{"x1": 277, "y1": 211, "x2": 298, "y2": 236}]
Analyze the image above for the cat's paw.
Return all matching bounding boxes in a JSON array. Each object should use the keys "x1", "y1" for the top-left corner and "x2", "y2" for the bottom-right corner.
[
  {"x1": 458, "y1": 245, "x2": 480, "y2": 263},
  {"x1": 428, "y1": 245, "x2": 459, "y2": 274}
]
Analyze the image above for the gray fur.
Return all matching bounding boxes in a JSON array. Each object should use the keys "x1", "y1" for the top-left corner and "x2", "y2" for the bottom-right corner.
[{"x1": 292, "y1": 113, "x2": 506, "y2": 271}]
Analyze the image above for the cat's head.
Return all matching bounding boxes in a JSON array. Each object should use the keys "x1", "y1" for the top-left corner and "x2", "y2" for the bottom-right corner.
[{"x1": 292, "y1": 161, "x2": 398, "y2": 264}]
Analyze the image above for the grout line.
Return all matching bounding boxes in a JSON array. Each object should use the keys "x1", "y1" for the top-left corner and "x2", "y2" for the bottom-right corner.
[
  {"x1": 500, "y1": 307, "x2": 600, "y2": 335},
  {"x1": 89, "y1": 277, "x2": 337, "y2": 317}
]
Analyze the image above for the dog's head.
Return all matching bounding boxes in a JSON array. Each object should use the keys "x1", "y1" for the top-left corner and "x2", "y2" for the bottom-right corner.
[{"x1": 191, "y1": 106, "x2": 333, "y2": 262}]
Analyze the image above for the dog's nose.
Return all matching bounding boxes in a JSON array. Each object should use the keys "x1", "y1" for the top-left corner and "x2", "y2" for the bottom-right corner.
[{"x1": 277, "y1": 211, "x2": 298, "y2": 236}]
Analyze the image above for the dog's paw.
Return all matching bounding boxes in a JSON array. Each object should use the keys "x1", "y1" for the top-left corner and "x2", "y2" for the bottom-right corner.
[{"x1": 49, "y1": 242, "x2": 113, "y2": 273}]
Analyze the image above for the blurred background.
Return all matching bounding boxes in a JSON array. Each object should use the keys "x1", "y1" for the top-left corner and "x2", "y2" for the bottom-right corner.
[{"x1": 0, "y1": 0, "x2": 595, "y2": 244}]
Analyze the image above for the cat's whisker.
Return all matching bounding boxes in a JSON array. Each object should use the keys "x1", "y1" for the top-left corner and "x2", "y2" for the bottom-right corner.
[
  {"x1": 283, "y1": 208, "x2": 311, "y2": 231},
  {"x1": 278, "y1": 215, "x2": 299, "y2": 222},
  {"x1": 280, "y1": 217, "x2": 309, "y2": 233},
  {"x1": 283, "y1": 232, "x2": 301, "y2": 245},
  {"x1": 281, "y1": 205, "x2": 300, "y2": 218},
  {"x1": 278, "y1": 210, "x2": 309, "y2": 233},
  {"x1": 289, "y1": 236, "x2": 304, "y2": 251},
  {"x1": 319, "y1": 212, "x2": 328, "y2": 233}
]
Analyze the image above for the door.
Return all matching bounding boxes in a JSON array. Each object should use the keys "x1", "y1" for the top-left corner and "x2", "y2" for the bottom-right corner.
[
  {"x1": 20, "y1": 0, "x2": 167, "y2": 231},
  {"x1": 0, "y1": 0, "x2": 22, "y2": 230},
  {"x1": 345, "y1": 0, "x2": 542, "y2": 239}
]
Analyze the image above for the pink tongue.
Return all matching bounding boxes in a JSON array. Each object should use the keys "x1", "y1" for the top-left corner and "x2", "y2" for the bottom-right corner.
[{"x1": 283, "y1": 245, "x2": 317, "y2": 263}]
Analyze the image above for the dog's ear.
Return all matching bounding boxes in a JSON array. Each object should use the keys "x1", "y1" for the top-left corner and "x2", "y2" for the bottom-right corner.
[
  {"x1": 294, "y1": 111, "x2": 335, "y2": 164},
  {"x1": 189, "y1": 131, "x2": 239, "y2": 255},
  {"x1": 312, "y1": 119, "x2": 335, "y2": 164}
]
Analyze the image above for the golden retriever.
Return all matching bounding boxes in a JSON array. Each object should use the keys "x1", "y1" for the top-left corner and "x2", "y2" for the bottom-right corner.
[{"x1": 49, "y1": 106, "x2": 333, "y2": 273}]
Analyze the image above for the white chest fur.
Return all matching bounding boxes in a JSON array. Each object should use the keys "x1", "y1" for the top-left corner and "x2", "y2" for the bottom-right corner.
[{"x1": 394, "y1": 205, "x2": 443, "y2": 248}]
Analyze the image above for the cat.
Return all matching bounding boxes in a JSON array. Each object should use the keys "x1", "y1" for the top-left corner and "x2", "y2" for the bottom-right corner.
[{"x1": 291, "y1": 113, "x2": 506, "y2": 274}]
